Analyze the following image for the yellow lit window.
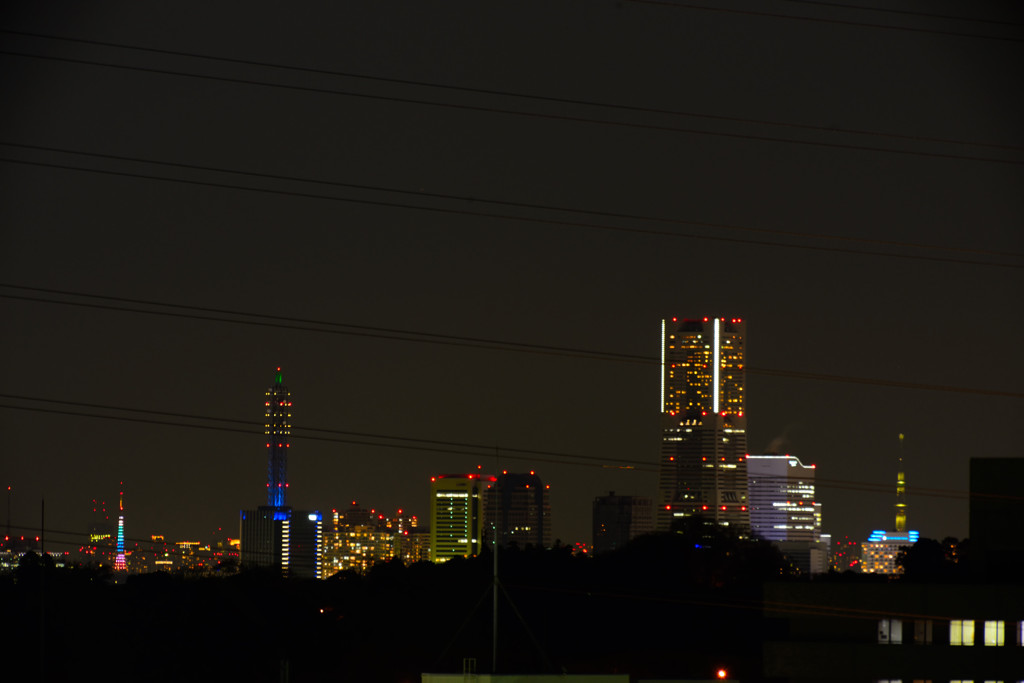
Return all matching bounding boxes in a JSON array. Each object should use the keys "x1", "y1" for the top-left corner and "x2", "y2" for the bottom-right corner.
[
  {"x1": 949, "y1": 620, "x2": 974, "y2": 646},
  {"x1": 983, "y1": 620, "x2": 1004, "y2": 646}
]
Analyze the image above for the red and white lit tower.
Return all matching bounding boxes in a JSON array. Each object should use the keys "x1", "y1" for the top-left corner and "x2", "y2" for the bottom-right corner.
[
  {"x1": 657, "y1": 317, "x2": 750, "y2": 532},
  {"x1": 266, "y1": 368, "x2": 291, "y2": 508}
]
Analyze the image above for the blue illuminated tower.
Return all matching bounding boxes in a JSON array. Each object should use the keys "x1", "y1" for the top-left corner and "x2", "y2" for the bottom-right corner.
[{"x1": 265, "y1": 367, "x2": 291, "y2": 507}]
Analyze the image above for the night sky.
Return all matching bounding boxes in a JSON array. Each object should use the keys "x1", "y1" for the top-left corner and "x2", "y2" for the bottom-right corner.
[{"x1": 1, "y1": 1, "x2": 1021, "y2": 553}]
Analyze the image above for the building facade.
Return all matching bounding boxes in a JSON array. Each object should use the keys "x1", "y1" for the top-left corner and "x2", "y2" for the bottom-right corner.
[
  {"x1": 657, "y1": 317, "x2": 749, "y2": 533},
  {"x1": 430, "y1": 474, "x2": 495, "y2": 562},
  {"x1": 592, "y1": 492, "x2": 653, "y2": 554},
  {"x1": 747, "y1": 454, "x2": 826, "y2": 573},
  {"x1": 482, "y1": 471, "x2": 552, "y2": 550}
]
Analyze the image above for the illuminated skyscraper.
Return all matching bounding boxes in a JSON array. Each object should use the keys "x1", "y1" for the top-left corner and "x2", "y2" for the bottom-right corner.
[
  {"x1": 265, "y1": 367, "x2": 291, "y2": 507},
  {"x1": 747, "y1": 454, "x2": 826, "y2": 573},
  {"x1": 656, "y1": 317, "x2": 749, "y2": 532},
  {"x1": 429, "y1": 474, "x2": 495, "y2": 562},
  {"x1": 483, "y1": 471, "x2": 552, "y2": 550}
]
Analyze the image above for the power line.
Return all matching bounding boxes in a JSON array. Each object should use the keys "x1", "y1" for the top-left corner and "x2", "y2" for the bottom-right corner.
[
  {"x1": 2, "y1": 284, "x2": 1022, "y2": 399},
  {"x1": 1, "y1": 49, "x2": 1021, "y2": 167},
  {"x1": 2, "y1": 29, "x2": 1020, "y2": 153},
  {"x1": 2, "y1": 395, "x2": 1020, "y2": 502},
  {"x1": 2, "y1": 157, "x2": 1021, "y2": 271},
  {"x1": 622, "y1": 0, "x2": 1024, "y2": 43},
  {"x1": 777, "y1": 0, "x2": 1024, "y2": 28},
  {"x1": 5, "y1": 141, "x2": 1020, "y2": 261}
]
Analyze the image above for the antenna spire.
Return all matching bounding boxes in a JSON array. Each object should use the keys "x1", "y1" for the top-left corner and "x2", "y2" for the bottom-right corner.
[{"x1": 894, "y1": 434, "x2": 907, "y2": 532}]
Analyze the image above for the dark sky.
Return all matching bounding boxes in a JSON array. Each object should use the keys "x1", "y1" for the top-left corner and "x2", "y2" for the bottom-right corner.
[{"x1": 1, "y1": 1, "x2": 1021, "y2": 552}]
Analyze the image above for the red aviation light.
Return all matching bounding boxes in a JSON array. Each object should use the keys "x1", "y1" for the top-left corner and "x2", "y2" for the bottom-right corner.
[
  {"x1": 720, "y1": 505, "x2": 727, "y2": 511},
  {"x1": 717, "y1": 670, "x2": 728, "y2": 680},
  {"x1": 665, "y1": 505, "x2": 671, "y2": 510},
  {"x1": 703, "y1": 317, "x2": 708, "y2": 322},
  {"x1": 529, "y1": 470, "x2": 535, "y2": 476},
  {"x1": 672, "y1": 316, "x2": 677, "y2": 322},
  {"x1": 701, "y1": 505, "x2": 708, "y2": 511},
  {"x1": 741, "y1": 506, "x2": 747, "y2": 511}
]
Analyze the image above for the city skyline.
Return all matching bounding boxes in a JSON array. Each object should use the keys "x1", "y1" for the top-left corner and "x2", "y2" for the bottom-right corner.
[{"x1": 2, "y1": 1, "x2": 1020, "y2": 551}]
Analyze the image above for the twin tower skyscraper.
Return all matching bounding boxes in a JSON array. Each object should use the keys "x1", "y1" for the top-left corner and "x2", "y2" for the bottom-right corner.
[{"x1": 656, "y1": 317, "x2": 750, "y2": 533}]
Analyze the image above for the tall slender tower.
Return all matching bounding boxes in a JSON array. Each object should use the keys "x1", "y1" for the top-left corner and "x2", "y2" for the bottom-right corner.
[
  {"x1": 657, "y1": 317, "x2": 749, "y2": 532},
  {"x1": 265, "y1": 367, "x2": 291, "y2": 508},
  {"x1": 894, "y1": 433, "x2": 907, "y2": 532},
  {"x1": 114, "y1": 482, "x2": 127, "y2": 572}
]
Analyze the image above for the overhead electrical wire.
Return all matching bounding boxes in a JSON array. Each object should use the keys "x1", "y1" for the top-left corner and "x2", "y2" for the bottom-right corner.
[
  {"x1": 622, "y1": 0, "x2": 1024, "y2": 43},
  {"x1": 777, "y1": 0, "x2": 1024, "y2": 27},
  {"x1": 3, "y1": 395, "x2": 1017, "y2": 502},
  {"x1": 2, "y1": 283, "x2": 1022, "y2": 399},
  {"x1": 4, "y1": 141, "x2": 1020, "y2": 263},
  {"x1": 2, "y1": 29, "x2": 1020, "y2": 154},
  {"x1": 1, "y1": 156, "x2": 1021, "y2": 271},
  {"x1": 0, "y1": 49, "x2": 1021, "y2": 167}
]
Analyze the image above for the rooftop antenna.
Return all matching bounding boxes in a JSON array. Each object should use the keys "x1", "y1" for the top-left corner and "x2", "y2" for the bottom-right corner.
[{"x1": 894, "y1": 434, "x2": 907, "y2": 532}]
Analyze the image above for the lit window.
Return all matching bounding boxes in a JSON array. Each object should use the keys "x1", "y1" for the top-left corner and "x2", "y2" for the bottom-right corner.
[
  {"x1": 950, "y1": 620, "x2": 975, "y2": 646},
  {"x1": 983, "y1": 620, "x2": 1004, "y2": 646},
  {"x1": 878, "y1": 618, "x2": 903, "y2": 644}
]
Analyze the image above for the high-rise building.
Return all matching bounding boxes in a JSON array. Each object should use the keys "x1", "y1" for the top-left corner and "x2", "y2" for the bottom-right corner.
[
  {"x1": 429, "y1": 473, "x2": 495, "y2": 562},
  {"x1": 747, "y1": 455, "x2": 819, "y2": 542},
  {"x1": 482, "y1": 471, "x2": 552, "y2": 550},
  {"x1": 241, "y1": 368, "x2": 323, "y2": 578},
  {"x1": 592, "y1": 492, "x2": 653, "y2": 554},
  {"x1": 747, "y1": 455, "x2": 826, "y2": 573},
  {"x1": 657, "y1": 317, "x2": 749, "y2": 532}
]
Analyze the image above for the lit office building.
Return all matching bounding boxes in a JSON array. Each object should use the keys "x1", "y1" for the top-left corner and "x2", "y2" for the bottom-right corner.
[
  {"x1": 482, "y1": 471, "x2": 552, "y2": 550},
  {"x1": 747, "y1": 455, "x2": 826, "y2": 573},
  {"x1": 592, "y1": 492, "x2": 653, "y2": 554},
  {"x1": 657, "y1": 317, "x2": 749, "y2": 532},
  {"x1": 429, "y1": 473, "x2": 495, "y2": 562}
]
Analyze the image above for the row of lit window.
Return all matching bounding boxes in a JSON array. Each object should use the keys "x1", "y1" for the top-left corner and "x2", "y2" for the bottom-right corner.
[{"x1": 879, "y1": 618, "x2": 1022, "y2": 647}]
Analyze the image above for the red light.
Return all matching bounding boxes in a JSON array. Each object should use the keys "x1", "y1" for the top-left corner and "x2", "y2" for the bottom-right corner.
[
  {"x1": 720, "y1": 506, "x2": 727, "y2": 511},
  {"x1": 665, "y1": 505, "x2": 671, "y2": 510},
  {"x1": 703, "y1": 317, "x2": 708, "y2": 322},
  {"x1": 529, "y1": 470, "x2": 535, "y2": 476},
  {"x1": 669, "y1": 456, "x2": 674, "y2": 461},
  {"x1": 701, "y1": 505, "x2": 708, "y2": 511},
  {"x1": 741, "y1": 506, "x2": 747, "y2": 511},
  {"x1": 717, "y1": 670, "x2": 727, "y2": 680},
  {"x1": 672, "y1": 316, "x2": 677, "y2": 322}
]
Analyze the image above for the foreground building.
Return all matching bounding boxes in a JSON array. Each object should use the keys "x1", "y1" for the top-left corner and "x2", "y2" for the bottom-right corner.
[
  {"x1": 762, "y1": 582, "x2": 1024, "y2": 681},
  {"x1": 657, "y1": 317, "x2": 749, "y2": 533}
]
